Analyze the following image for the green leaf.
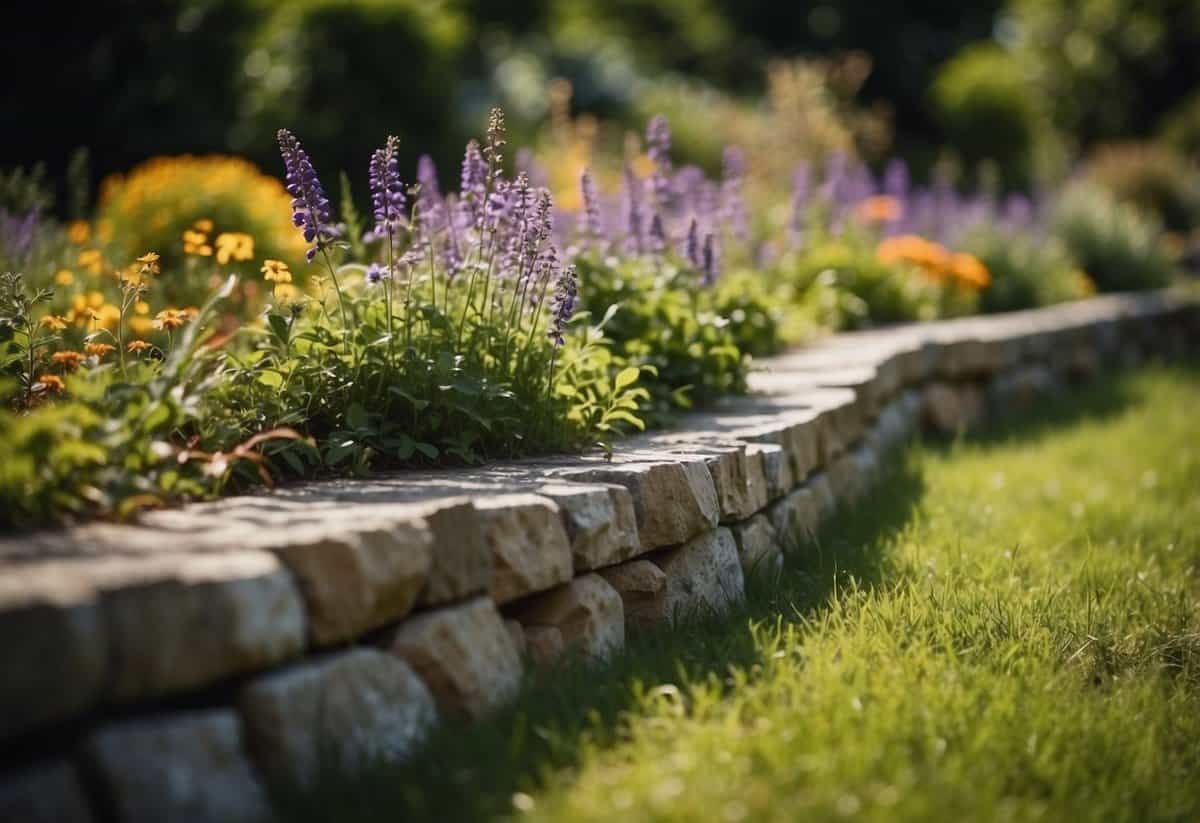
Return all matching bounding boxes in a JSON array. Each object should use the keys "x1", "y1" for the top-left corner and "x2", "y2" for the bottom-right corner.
[{"x1": 615, "y1": 366, "x2": 640, "y2": 391}]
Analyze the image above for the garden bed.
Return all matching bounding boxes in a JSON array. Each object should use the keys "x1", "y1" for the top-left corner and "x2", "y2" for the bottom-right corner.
[{"x1": 0, "y1": 290, "x2": 1195, "y2": 823}]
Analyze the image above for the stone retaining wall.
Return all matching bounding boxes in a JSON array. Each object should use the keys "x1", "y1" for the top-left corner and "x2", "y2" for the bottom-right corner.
[{"x1": 1, "y1": 291, "x2": 1197, "y2": 822}]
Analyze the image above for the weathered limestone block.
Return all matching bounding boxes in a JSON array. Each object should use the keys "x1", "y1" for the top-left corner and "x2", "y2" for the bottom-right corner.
[
  {"x1": 523, "y1": 625, "x2": 566, "y2": 666},
  {"x1": 475, "y1": 495, "x2": 574, "y2": 604},
  {"x1": 85, "y1": 709, "x2": 270, "y2": 823},
  {"x1": 808, "y1": 472, "x2": 838, "y2": 520},
  {"x1": 0, "y1": 761, "x2": 94, "y2": 823},
  {"x1": 536, "y1": 482, "x2": 639, "y2": 571},
  {"x1": 388, "y1": 596, "x2": 522, "y2": 719},
  {"x1": 827, "y1": 452, "x2": 864, "y2": 505},
  {"x1": 100, "y1": 553, "x2": 307, "y2": 703},
  {"x1": 851, "y1": 444, "x2": 881, "y2": 495},
  {"x1": 662, "y1": 443, "x2": 769, "y2": 523},
  {"x1": 729, "y1": 514, "x2": 781, "y2": 574},
  {"x1": 266, "y1": 522, "x2": 432, "y2": 647},
  {"x1": 653, "y1": 527, "x2": 745, "y2": 623},
  {"x1": 768, "y1": 486, "x2": 820, "y2": 548},
  {"x1": 598, "y1": 559, "x2": 670, "y2": 630},
  {"x1": 746, "y1": 442, "x2": 795, "y2": 501},
  {"x1": 413, "y1": 500, "x2": 493, "y2": 607},
  {"x1": 560, "y1": 459, "x2": 719, "y2": 550},
  {"x1": 512, "y1": 573, "x2": 624, "y2": 663},
  {"x1": 0, "y1": 568, "x2": 105, "y2": 742},
  {"x1": 503, "y1": 618, "x2": 527, "y2": 658},
  {"x1": 921, "y1": 381, "x2": 963, "y2": 434},
  {"x1": 958, "y1": 383, "x2": 987, "y2": 429},
  {"x1": 735, "y1": 409, "x2": 822, "y2": 483},
  {"x1": 239, "y1": 648, "x2": 436, "y2": 787}
]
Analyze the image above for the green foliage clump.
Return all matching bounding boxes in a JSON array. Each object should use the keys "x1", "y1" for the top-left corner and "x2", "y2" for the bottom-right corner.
[
  {"x1": 961, "y1": 227, "x2": 1091, "y2": 313},
  {"x1": 1085, "y1": 142, "x2": 1200, "y2": 233},
  {"x1": 1052, "y1": 182, "x2": 1175, "y2": 292},
  {"x1": 575, "y1": 256, "x2": 750, "y2": 426}
]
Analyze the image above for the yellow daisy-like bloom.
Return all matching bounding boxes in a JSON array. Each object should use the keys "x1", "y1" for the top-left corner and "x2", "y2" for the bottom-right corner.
[
  {"x1": 78, "y1": 249, "x2": 104, "y2": 275},
  {"x1": 40, "y1": 315, "x2": 68, "y2": 331},
  {"x1": 85, "y1": 342, "x2": 116, "y2": 358},
  {"x1": 134, "y1": 300, "x2": 150, "y2": 315},
  {"x1": 193, "y1": 218, "x2": 215, "y2": 233},
  {"x1": 130, "y1": 316, "x2": 155, "y2": 336},
  {"x1": 54, "y1": 269, "x2": 75, "y2": 286},
  {"x1": 261, "y1": 259, "x2": 292, "y2": 283},
  {"x1": 136, "y1": 251, "x2": 161, "y2": 276},
  {"x1": 153, "y1": 308, "x2": 189, "y2": 331},
  {"x1": 215, "y1": 232, "x2": 255, "y2": 264},
  {"x1": 67, "y1": 221, "x2": 91, "y2": 245},
  {"x1": 183, "y1": 228, "x2": 213, "y2": 257},
  {"x1": 52, "y1": 350, "x2": 85, "y2": 371},
  {"x1": 37, "y1": 374, "x2": 65, "y2": 393},
  {"x1": 126, "y1": 339, "x2": 153, "y2": 354},
  {"x1": 274, "y1": 283, "x2": 299, "y2": 302}
]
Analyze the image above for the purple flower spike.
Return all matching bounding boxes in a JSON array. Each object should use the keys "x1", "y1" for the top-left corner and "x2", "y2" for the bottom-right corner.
[
  {"x1": 685, "y1": 218, "x2": 701, "y2": 268},
  {"x1": 368, "y1": 135, "x2": 406, "y2": 239},
  {"x1": 790, "y1": 162, "x2": 810, "y2": 248},
  {"x1": 646, "y1": 114, "x2": 673, "y2": 212},
  {"x1": 548, "y1": 264, "x2": 578, "y2": 347},
  {"x1": 622, "y1": 163, "x2": 645, "y2": 256},
  {"x1": 277, "y1": 129, "x2": 333, "y2": 262},
  {"x1": 720, "y1": 146, "x2": 748, "y2": 242},
  {"x1": 459, "y1": 139, "x2": 487, "y2": 230},
  {"x1": 701, "y1": 232, "x2": 718, "y2": 286},
  {"x1": 580, "y1": 169, "x2": 604, "y2": 248},
  {"x1": 884, "y1": 158, "x2": 909, "y2": 200}
]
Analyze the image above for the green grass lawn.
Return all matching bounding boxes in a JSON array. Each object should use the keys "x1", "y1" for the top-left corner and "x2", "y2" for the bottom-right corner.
[{"x1": 290, "y1": 362, "x2": 1200, "y2": 823}]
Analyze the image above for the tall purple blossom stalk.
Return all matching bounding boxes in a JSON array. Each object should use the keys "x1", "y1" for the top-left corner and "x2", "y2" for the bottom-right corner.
[
  {"x1": 622, "y1": 163, "x2": 645, "y2": 256},
  {"x1": 579, "y1": 169, "x2": 604, "y2": 250},
  {"x1": 720, "y1": 146, "x2": 749, "y2": 242},
  {"x1": 646, "y1": 115, "x2": 673, "y2": 213},
  {"x1": 459, "y1": 139, "x2": 487, "y2": 231},
  {"x1": 790, "y1": 162, "x2": 810, "y2": 249},
  {"x1": 368, "y1": 135, "x2": 406, "y2": 239},
  {"x1": 701, "y1": 232, "x2": 718, "y2": 285},
  {"x1": 685, "y1": 218, "x2": 701, "y2": 268},
  {"x1": 547, "y1": 264, "x2": 578, "y2": 347},
  {"x1": 277, "y1": 129, "x2": 334, "y2": 263}
]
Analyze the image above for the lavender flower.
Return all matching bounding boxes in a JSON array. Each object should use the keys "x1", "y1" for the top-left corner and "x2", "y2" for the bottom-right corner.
[
  {"x1": 685, "y1": 218, "x2": 701, "y2": 268},
  {"x1": 701, "y1": 233, "x2": 718, "y2": 286},
  {"x1": 368, "y1": 135, "x2": 406, "y2": 239},
  {"x1": 459, "y1": 139, "x2": 487, "y2": 230},
  {"x1": 789, "y1": 162, "x2": 810, "y2": 247},
  {"x1": 884, "y1": 158, "x2": 909, "y2": 200},
  {"x1": 648, "y1": 213, "x2": 667, "y2": 256},
  {"x1": 277, "y1": 129, "x2": 333, "y2": 262},
  {"x1": 622, "y1": 163, "x2": 645, "y2": 256},
  {"x1": 547, "y1": 264, "x2": 578, "y2": 347},
  {"x1": 579, "y1": 169, "x2": 604, "y2": 248},
  {"x1": 720, "y1": 146, "x2": 748, "y2": 242},
  {"x1": 646, "y1": 115, "x2": 673, "y2": 212},
  {"x1": 365, "y1": 262, "x2": 390, "y2": 285}
]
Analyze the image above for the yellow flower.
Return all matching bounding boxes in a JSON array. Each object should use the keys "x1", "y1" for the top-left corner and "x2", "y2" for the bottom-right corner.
[
  {"x1": 36, "y1": 374, "x2": 65, "y2": 393},
  {"x1": 153, "y1": 308, "x2": 189, "y2": 331},
  {"x1": 136, "y1": 252, "x2": 161, "y2": 276},
  {"x1": 134, "y1": 300, "x2": 150, "y2": 315},
  {"x1": 67, "y1": 221, "x2": 91, "y2": 245},
  {"x1": 193, "y1": 218, "x2": 215, "y2": 233},
  {"x1": 261, "y1": 259, "x2": 292, "y2": 283},
  {"x1": 85, "y1": 343, "x2": 116, "y2": 358},
  {"x1": 78, "y1": 249, "x2": 104, "y2": 275},
  {"x1": 127, "y1": 339, "x2": 153, "y2": 354},
  {"x1": 40, "y1": 315, "x2": 68, "y2": 331},
  {"x1": 215, "y1": 232, "x2": 255, "y2": 264},
  {"x1": 183, "y1": 229, "x2": 213, "y2": 257},
  {"x1": 130, "y1": 316, "x2": 155, "y2": 336},
  {"x1": 54, "y1": 269, "x2": 76, "y2": 286},
  {"x1": 52, "y1": 350, "x2": 85, "y2": 371},
  {"x1": 274, "y1": 283, "x2": 299, "y2": 302}
]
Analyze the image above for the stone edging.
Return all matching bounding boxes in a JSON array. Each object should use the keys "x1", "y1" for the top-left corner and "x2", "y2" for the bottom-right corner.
[{"x1": 1, "y1": 290, "x2": 1196, "y2": 822}]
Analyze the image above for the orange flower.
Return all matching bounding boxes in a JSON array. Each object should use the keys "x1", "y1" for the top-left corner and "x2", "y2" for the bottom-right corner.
[
  {"x1": 855, "y1": 195, "x2": 902, "y2": 224},
  {"x1": 52, "y1": 350, "x2": 85, "y2": 371},
  {"x1": 36, "y1": 374, "x2": 65, "y2": 393},
  {"x1": 85, "y1": 342, "x2": 116, "y2": 358},
  {"x1": 948, "y1": 253, "x2": 991, "y2": 289},
  {"x1": 67, "y1": 221, "x2": 90, "y2": 245},
  {"x1": 126, "y1": 339, "x2": 153, "y2": 353},
  {"x1": 40, "y1": 314, "x2": 68, "y2": 331},
  {"x1": 153, "y1": 309, "x2": 189, "y2": 331}
]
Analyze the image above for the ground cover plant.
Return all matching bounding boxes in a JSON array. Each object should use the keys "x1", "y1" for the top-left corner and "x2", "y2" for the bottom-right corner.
[{"x1": 281, "y1": 363, "x2": 1200, "y2": 823}]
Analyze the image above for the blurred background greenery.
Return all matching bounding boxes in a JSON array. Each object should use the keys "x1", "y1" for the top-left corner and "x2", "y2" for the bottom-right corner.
[{"x1": 5, "y1": 0, "x2": 1198, "y2": 206}]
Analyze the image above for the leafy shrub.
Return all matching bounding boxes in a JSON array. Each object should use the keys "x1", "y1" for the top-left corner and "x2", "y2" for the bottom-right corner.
[
  {"x1": 96, "y1": 155, "x2": 309, "y2": 283},
  {"x1": 1052, "y1": 183, "x2": 1175, "y2": 293},
  {"x1": 960, "y1": 227, "x2": 1092, "y2": 313},
  {"x1": 932, "y1": 45, "x2": 1044, "y2": 187},
  {"x1": 1085, "y1": 142, "x2": 1200, "y2": 233}
]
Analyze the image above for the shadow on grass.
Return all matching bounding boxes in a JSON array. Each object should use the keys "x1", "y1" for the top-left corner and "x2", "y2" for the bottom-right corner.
[{"x1": 277, "y1": 362, "x2": 1189, "y2": 823}]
